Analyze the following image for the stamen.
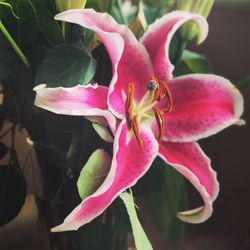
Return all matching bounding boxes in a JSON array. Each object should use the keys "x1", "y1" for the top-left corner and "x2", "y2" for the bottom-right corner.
[
  {"x1": 136, "y1": 100, "x2": 158, "y2": 115},
  {"x1": 132, "y1": 115, "x2": 143, "y2": 147},
  {"x1": 159, "y1": 80, "x2": 173, "y2": 112},
  {"x1": 125, "y1": 83, "x2": 134, "y2": 129},
  {"x1": 156, "y1": 86, "x2": 162, "y2": 101},
  {"x1": 153, "y1": 107, "x2": 163, "y2": 142},
  {"x1": 137, "y1": 91, "x2": 150, "y2": 109}
]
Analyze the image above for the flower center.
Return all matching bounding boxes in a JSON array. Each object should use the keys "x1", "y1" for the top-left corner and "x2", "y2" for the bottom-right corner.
[{"x1": 125, "y1": 77, "x2": 172, "y2": 147}]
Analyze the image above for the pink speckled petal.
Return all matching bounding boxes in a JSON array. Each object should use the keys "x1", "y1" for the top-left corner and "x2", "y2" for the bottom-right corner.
[
  {"x1": 141, "y1": 11, "x2": 208, "y2": 81},
  {"x1": 51, "y1": 120, "x2": 158, "y2": 231},
  {"x1": 159, "y1": 141, "x2": 219, "y2": 223},
  {"x1": 155, "y1": 74, "x2": 244, "y2": 142},
  {"x1": 55, "y1": 9, "x2": 154, "y2": 119},
  {"x1": 34, "y1": 84, "x2": 116, "y2": 133}
]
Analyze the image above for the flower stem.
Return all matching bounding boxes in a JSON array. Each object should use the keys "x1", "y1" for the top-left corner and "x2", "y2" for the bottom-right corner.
[{"x1": 0, "y1": 21, "x2": 29, "y2": 67}]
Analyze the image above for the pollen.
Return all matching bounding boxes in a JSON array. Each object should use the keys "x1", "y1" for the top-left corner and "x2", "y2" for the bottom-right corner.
[
  {"x1": 125, "y1": 83, "x2": 134, "y2": 130},
  {"x1": 132, "y1": 115, "x2": 143, "y2": 147},
  {"x1": 159, "y1": 80, "x2": 173, "y2": 112},
  {"x1": 153, "y1": 107, "x2": 163, "y2": 142}
]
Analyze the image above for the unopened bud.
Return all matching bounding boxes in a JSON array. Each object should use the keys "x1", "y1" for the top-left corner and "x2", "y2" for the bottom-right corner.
[
  {"x1": 177, "y1": 0, "x2": 214, "y2": 42},
  {"x1": 55, "y1": 0, "x2": 86, "y2": 12}
]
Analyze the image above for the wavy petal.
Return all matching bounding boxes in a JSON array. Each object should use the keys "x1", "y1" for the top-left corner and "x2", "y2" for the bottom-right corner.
[
  {"x1": 34, "y1": 84, "x2": 116, "y2": 132},
  {"x1": 154, "y1": 74, "x2": 244, "y2": 142},
  {"x1": 159, "y1": 141, "x2": 219, "y2": 223},
  {"x1": 55, "y1": 9, "x2": 154, "y2": 118},
  {"x1": 51, "y1": 120, "x2": 158, "y2": 231},
  {"x1": 141, "y1": 11, "x2": 208, "y2": 81}
]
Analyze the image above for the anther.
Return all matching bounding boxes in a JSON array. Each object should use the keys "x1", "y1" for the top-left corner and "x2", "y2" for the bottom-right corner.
[
  {"x1": 159, "y1": 80, "x2": 173, "y2": 112},
  {"x1": 153, "y1": 107, "x2": 163, "y2": 142},
  {"x1": 125, "y1": 83, "x2": 134, "y2": 129},
  {"x1": 132, "y1": 115, "x2": 143, "y2": 147}
]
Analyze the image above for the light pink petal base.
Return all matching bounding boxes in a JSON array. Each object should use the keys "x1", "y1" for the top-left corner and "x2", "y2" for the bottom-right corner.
[
  {"x1": 156, "y1": 74, "x2": 244, "y2": 142},
  {"x1": 159, "y1": 141, "x2": 219, "y2": 223},
  {"x1": 55, "y1": 9, "x2": 154, "y2": 118},
  {"x1": 141, "y1": 11, "x2": 208, "y2": 81},
  {"x1": 51, "y1": 120, "x2": 158, "y2": 232},
  {"x1": 34, "y1": 84, "x2": 116, "y2": 132}
]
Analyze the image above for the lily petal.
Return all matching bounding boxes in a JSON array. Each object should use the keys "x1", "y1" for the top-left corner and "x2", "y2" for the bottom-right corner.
[
  {"x1": 34, "y1": 84, "x2": 116, "y2": 132},
  {"x1": 159, "y1": 141, "x2": 219, "y2": 223},
  {"x1": 141, "y1": 11, "x2": 208, "y2": 81},
  {"x1": 55, "y1": 9, "x2": 154, "y2": 118},
  {"x1": 51, "y1": 120, "x2": 158, "y2": 231},
  {"x1": 156, "y1": 74, "x2": 244, "y2": 142}
]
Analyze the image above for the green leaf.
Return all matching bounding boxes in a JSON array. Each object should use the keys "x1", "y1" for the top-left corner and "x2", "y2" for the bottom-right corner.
[
  {"x1": 77, "y1": 149, "x2": 111, "y2": 200},
  {"x1": 0, "y1": 151, "x2": 26, "y2": 227},
  {"x1": 0, "y1": 21, "x2": 29, "y2": 67},
  {"x1": 15, "y1": 0, "x2": 40, "y2": 47},
  {"x1": 35, "y1": 41, "x2": 97, "y2": 87},
  {"x1": 181, "y1": 49, "x2": 212, "y2": 73},
  {"x1": 147, "y1": 160, "x2": 187, "y2": 250},
  {"x1": 29, "y1": 0, "x2": 63, "y2": 46},
  {"x1": 120, "y1": 192, "x2": 153, "y2": 250}
]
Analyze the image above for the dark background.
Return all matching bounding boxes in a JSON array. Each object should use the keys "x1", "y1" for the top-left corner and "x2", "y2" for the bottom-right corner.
[{"x1": 182, "y1": 2, "x2": 250, "y2": 250}]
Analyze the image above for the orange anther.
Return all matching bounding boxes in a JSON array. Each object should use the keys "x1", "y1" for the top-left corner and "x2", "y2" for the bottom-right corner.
[
  {"x1": 153, "y1": 107, "x2": 163, "y2": 142},
  {"x1": 132, "y1": 115, "x2": 143, "y2": 147},
  {"x1": 125, "y1": 83, "x2": 134, "y2": 129},
  {"x1": 159, "y1": 80, "x2": 173, "y2": 112}
]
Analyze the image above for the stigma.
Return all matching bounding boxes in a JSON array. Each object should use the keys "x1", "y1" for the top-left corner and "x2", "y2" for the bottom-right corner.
[{"x1": 125, "y1": 77, "x2": 173, "y2": 146}]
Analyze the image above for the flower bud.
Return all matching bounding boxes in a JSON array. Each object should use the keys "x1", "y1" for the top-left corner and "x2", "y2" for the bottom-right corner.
[
  {"x1": 177, "y1": 0, "x2": 214, "y2": 42},
  {"x1": 55, "y1": 0, "x2": 86, "y2": 12}
]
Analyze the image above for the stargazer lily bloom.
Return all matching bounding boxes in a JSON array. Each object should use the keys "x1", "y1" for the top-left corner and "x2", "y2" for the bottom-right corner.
[{"x1": 34, "y1": 9, "x2": 244, "y2": 232}]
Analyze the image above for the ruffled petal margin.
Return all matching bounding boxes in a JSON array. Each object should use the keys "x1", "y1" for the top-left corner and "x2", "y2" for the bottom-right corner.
[
  {"x1": 55, "y1": 9, "x2": 154, "y2": 119},
  {"x1": 156, "y1": 74, "x2": 244, "y2": 142},
  {"x1": 159, "y1": 141, "x2": 219, "y2": 223},
  {"x1": 141, "y1": 11, "x2": 208, "y2": 82},
  {"x1": 51, "y1": 120, "x2": 158, "y2": 231},
  {"x1": 34, "y1": 84, "x2": 116, "y2": 133}
]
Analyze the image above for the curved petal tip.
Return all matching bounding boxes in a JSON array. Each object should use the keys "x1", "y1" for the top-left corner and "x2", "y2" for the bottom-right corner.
[
  {"x1": 51, "y1": 222, "x2": 79, "y2": 232},
  {"x1": 177, "y1": 205, "x2": 212, "y2": 224}
]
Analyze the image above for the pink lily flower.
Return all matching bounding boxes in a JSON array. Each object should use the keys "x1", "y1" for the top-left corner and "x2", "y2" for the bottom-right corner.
[{"x1": 34, "y1": 9, "x2": 244, "y2": 232}]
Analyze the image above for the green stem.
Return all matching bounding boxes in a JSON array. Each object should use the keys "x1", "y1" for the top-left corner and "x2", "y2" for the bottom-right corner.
[
  {"x1": 237, "y1": 76, "x2": 250, "y2": 89},
  {"x1": 62, "y1": 21, "x2": 66, "y2": 40},
  {"x1": 0, "y1": 21, "x2": 29, "y2": 67}
]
